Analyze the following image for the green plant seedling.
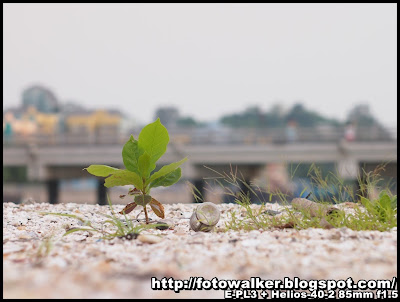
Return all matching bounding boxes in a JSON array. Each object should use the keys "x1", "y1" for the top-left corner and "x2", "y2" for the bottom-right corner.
[
  {"x1": 84, "y1": 118, "x2": 187, "y2": 224},
  {"x1": 360, "y1": 190, "x2": 397, "y2": 223},
  {"x1": 40, "y1": 195, "x2": 164, "y2": 239}
]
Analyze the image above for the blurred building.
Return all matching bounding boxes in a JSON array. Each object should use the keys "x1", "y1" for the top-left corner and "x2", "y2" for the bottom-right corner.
[
  {"x1": 155, "y1": 106, "x2": 180, "y2": 128},
  {"x1": 65, "y1": 109, "x2": 122, "y2": 135},
  {"x1": 3, "y1": 107, "x2": 59, "y2": 137},
  {"x1": 58, "y1": 101, "x2": 86, "y2": 133},
  {"x1": 22, "y1": 85, "x2": 59, "y2": 113},
  {"x1": 3, "y1": 85, "x2": 124, "y2": 142},
  {"x1": 3, "y1": 107, "x2": 37, "y2": 136},
  {"x1": 26, "y1": 106, "x2": 59, "y2": 135}
]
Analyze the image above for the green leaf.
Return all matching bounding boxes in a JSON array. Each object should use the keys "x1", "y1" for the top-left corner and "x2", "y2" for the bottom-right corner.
[
  {"x1": 64, "y1": 228, "x2": 93, "y2": 236},
  {"x1": 378, "y1": 192, "x2": 391, "y2": 210},
  {"x1": 134, "y1": 194, "x2": 152, "y2": 206},
  {"x1": 149, "y1": 168, "x2": 182, "y2": 189},
  {"x1": 391, "y1": 195, "x2": 397, "y2": 210},
  {"x1": 106, "y1": 194, "x2": 127, "y2": 235},
  {"x1": 147, "y1": 157, "x2": 187, "y2": 185},
  {"x1": 138, "y1": 152, "x2": 151, "y2": 179},
  {"x1": 104, "y1": 170, "x2": 143, "y2": 190},
  {"x1": 122, "y1": 135, "x2": 144, "y2": 175},
  {"x1": 359, "y1": 196, "x2": 371, "y2": 207},
  {"x1": 40, "y1": 212, "x2": 86, "y2": 223},
  {"x1": 84, "y1": 165, "x2": 120, "y2": 177},
  {"x1": 138, "y1": 118, "x2": 169, "y2": 172}
]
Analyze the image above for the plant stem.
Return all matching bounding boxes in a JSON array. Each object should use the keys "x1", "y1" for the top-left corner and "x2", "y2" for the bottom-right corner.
[{"x1": 143, "y1": 205, "x2": 149, "y2": 224}]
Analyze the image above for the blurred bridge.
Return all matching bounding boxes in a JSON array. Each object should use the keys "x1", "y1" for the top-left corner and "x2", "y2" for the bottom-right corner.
[{"x1": 3, "y1": 126, "x2": 397, "y2": 204}]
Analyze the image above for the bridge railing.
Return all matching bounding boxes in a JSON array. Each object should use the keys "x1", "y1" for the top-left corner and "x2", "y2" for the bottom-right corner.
[{"x1": 3, "y1": 126, "x2": 397, "y2": 146}]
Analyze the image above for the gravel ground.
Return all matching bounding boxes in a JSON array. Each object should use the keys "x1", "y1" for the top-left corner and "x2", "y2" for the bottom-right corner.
[{"x1": 3, "y1": 202, "x2": 397, "y2": 299}]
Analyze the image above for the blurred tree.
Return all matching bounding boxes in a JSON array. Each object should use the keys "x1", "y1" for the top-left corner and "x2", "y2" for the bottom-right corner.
[
  {"x1": 346, "y1": 104, "x2": 392, "y2": 141},
  {"x1": 220, "y1": 103, "x2": 341, "y2": 128},
  {"x1": 154, "y1": 106, "x2": 203, "y2": 128},
  {"x1": 176, "y1": 117, "x2": 198, "y2": 127},
  {"x1": 285, "y1": 103, "x2": 340, "y2": 127},
  {"x1": 3, "y1": 167, "x2": 27, "y2": 183},
  {"x1": 346, "y1": 104, "x2": 376, "y2": 126},
  {"x1": 220, "y1": 106, "x2": 268, "y2": 128}
]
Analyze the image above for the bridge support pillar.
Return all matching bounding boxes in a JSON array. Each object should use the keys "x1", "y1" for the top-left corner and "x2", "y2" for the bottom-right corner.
[
  {"x1": 337, "y1": 158, "x2": 361, "y2": 201},
  {"x1": 47, "y1": 179, "x2": 59, "y2": 204},
  {"x1": 337, "y1": 158, "x2": 359, "y2": 180},
  {"x1": 97, "y1": 179, "x2": 108, "y2": 205}
]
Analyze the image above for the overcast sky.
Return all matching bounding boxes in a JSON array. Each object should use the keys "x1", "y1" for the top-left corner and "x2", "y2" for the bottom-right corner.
[{"x1": 3, "y1": 3, "x2": 397, "y2": 126}]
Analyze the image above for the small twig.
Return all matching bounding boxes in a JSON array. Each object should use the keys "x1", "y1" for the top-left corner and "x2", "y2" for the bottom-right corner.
[
  {"x1": 136, "y1": 210, "x2": 143, "y2": 221},
  {"x1": 143, "y1": 206, "x2": 149, "y2": 224}
]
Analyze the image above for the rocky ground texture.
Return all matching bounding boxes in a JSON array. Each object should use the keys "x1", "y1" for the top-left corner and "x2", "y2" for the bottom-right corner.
[{"x1": 3, "y1": 202, "x2": 397, "y2": 298}]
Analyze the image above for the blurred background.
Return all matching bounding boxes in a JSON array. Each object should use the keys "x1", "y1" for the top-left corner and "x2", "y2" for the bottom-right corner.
[{"x1": 3, "y1": 3, "x2": 397, "y2": 205}]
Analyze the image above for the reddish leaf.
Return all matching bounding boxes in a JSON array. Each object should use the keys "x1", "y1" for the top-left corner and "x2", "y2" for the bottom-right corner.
[
  {"x1": 128, "y1": 188, "x2": 141, "y2": 195},
  {"x1": 275, "y1": 221, "x2": 295, "y2": 229},
  {"x1": 119, "y1": 195, "x2": 126, "y2": 199},
  {"x1": 119, "y1": 202, "x2": 138, "y2": 215},
  {"x1": 149, "y1": 198, "x2": 165, "y2": 219}
]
